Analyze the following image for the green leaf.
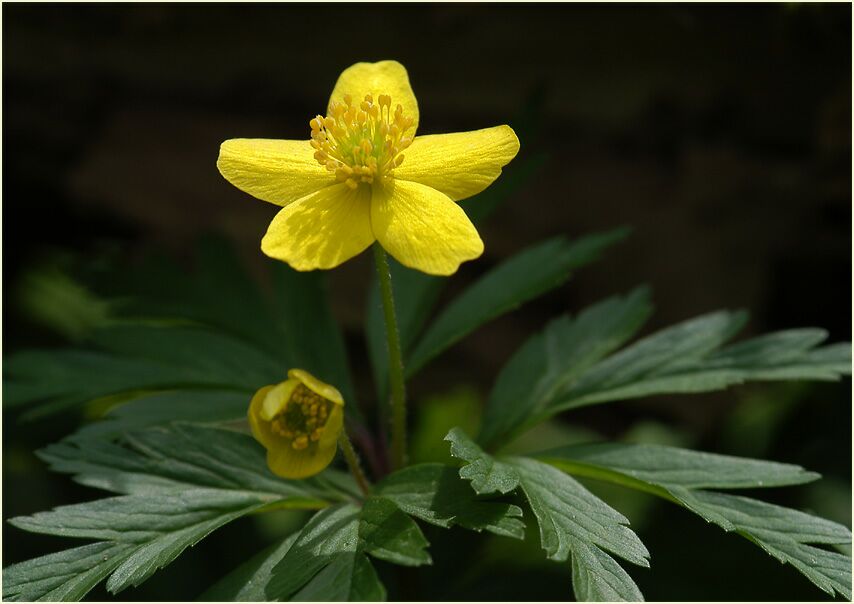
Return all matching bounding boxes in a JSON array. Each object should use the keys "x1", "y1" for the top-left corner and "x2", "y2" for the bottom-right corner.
[
  {"x1": 9, "y1": 490, "x2": 270, "y2": 593},
  {"x1": 38, "y1": 423, "x2": 354, "y2": 501},
  {"x1": 2, "y1": 542, "x2": 135, "y2": 602},
  {"x1": 360, "y1": 497, "x2": 432, "y2": 567},
  {"x1": 266, "y1": 505, "x2": 387, "y2": 601},
  {"x1": 91, "y1": 323, "x2": 283, "y2": 389},
  {"x1": 5, "y1": 424, "x2": 347, "y2": 599},
  {"x1": 540, "y1": 443, "x2": 852, "y2": 599},
  {"x1": 539, "y1": 442, "x2": 820, "y2": 491},
  {"x1": 406, "y1": 230, "x2": 630, "y2": 376},
  {"x1": 264, "y1": 497, "x2": 429, "y2": 601},
  {"x1": 675, "y1": 489, "x2": 852, "y2": 600},
  {"x1": 570, "y1": 541, "x2": 645, "y2": 602},
  {"x1": 448, "y1": 428, "x2": 649, "y2": 601},
  {"x1": 92, "y1": 236, "x2": 294, "y2": 365},
  {"x1": 266, "y1": 505, "x2": 361, "y2": 600},
  {"x1": 4, "y1": 322, "x2": 280, "y2": 418},
  {"x1": 479, "y1": 287, "x2": 652, "y2": 448},
  {"x1": 69, "y1": 390, "x2": 249, "y2": 441},
  {"x1": 507, "y1": 457, "x2": 649, "y2": 565},
  {"x1": 200, "y1": 534, "x2": 299, "y2": 601},
  {"x1": 555, "y1": 322, "x2": 850, "y2": 413},
  {"x1": 5, "y1": 348, "x2": 221, "y2": 413},
  {"x1": 291, "y1": 552, "x2": 385, "y2": 601},
  {"x1": 445, "y1": 427, "x2": 519, "y2": 495},
  {"x1": 482, "y1": 287, "x2": 851, "y2": 449},
  {"x1": 376, "y1": 463, "x2": 525, "y2": 539}
]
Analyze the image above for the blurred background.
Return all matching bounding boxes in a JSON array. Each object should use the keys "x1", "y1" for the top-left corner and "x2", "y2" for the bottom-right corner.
[{"x1": 4, "y1": 4, "x2": 851, "y2": 600}]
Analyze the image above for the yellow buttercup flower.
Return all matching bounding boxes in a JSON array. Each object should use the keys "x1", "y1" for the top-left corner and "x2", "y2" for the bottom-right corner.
[
  {"x1": 217, "y1": 60, "x2": 520, "y2": 276},
  {"x1": 248, "y1": 369, "x2": 344, "y2": 479}
]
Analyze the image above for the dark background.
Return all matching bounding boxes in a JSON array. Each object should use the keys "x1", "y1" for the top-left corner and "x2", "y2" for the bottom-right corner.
[{"x1": 4, "y1": 3, "x2": 852, "y2": 601}]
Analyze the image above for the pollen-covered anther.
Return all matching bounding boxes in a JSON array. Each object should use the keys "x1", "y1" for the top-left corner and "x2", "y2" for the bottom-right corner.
[
  {"x1": 271, "y1": 384, "x2": 333, "y2": 450},
  {"x1": 310, "y1": 93, "x2": 415, "y2": 186}
]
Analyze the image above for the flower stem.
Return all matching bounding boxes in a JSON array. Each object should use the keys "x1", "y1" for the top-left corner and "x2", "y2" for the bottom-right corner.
[
  {"x1": 338, "y1": 430, "x2": 371, "y2": 497},
  {"x1": 373, "y1": 243, "x2": 407, "y2": 470}
]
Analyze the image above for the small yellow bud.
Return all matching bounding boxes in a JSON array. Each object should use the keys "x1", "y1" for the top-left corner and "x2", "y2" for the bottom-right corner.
[{"x1": 247, "y1": 369, "x2": 345, "y2": 480}]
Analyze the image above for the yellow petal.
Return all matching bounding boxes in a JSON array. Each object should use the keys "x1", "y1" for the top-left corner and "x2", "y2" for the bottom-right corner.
[
  {"x1": 288, "y1": 369, "x2": 344, "y2": 406},
  {"x1": 217, "y1": 139, "x2": 333, "y2": 206},
  {"x1": 371, "y1": 180, "x2": 483, "y2": 276},
  {"x1": 266, "y1": 439, "x2": 338, "y2": 479},
  {"x1": 266, "y1": 405, "x2": 343, "y2": 479},
  {"x1": 320, "y1": 404, "x2": 344, "y2": 450},
  {"x1": 393, "y1": 125, "x2": 520, "y2": 201},
  {"x1": 259, "y1": 379, "x2": 299, "y2": 421},
  {"x1": 248, "y1": 385, "x2": 279, "y2": 450},
  {"x1": 261, "y1": 183, "x2": 375, "y2": 271},
  {"x1": 328, "y1": 60, "x2": 419, "y2": 135}
]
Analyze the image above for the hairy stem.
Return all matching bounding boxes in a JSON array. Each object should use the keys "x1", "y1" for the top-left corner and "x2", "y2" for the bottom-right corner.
[
  {"x1": 338, "y1": 430, "x2": 371, "y2": 497},
  {"x1": 373, "y1": 244, "x2": 407, "y2": 470}
]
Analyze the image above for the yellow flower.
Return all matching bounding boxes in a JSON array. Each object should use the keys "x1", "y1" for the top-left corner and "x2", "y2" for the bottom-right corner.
[
  {"x1": 217, "y1": 60, "x2": 520, "y2": 276},
  {"x1": 248, "y1": 369, "x2": 344, "y2": 479}
]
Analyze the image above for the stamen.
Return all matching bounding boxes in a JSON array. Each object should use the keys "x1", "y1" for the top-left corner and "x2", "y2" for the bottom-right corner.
[
  {"x1": 271, "y1": 384, "x2": 334, "y2": 450},
  {"x1": 310, "y1": 93, "x2": 414, "y2": 186}
]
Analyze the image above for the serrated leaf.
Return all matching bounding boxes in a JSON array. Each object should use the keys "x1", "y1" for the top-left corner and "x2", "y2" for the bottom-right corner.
[
  {"x1": 10, "y1": 490, "x2": 269, "y2": 593},
  {"x1": 506, "y1": 457, "x2": 648, "y2": 568},
  {"x1": 571, "y1": 541, "x2": 645, "y2": 602},
  {"x1": 376, "y1": 463, "x2": 525, "y2": 539},
  {"x1": 675, "y1": 489, "x2": 852, "y2": 600},
  {"x1": 361, "y1": 497, "x2": 431, "y2": 566},
  {"x1": 448, "y1": 428, "x2": 648, "y2": 601},
  {"x1": 5, "y1": 424, "x2": 344, "y2": 598},
  {"x1": 266, "y1": 505, "x2": 360, "y2": 600},
  {"x1": 555, "y1": 319, "x2": 850, "y2": 413},
  {"x1": 200, "y1": 534, "x2": 299, "y2": 601},
  {"x1": 406, "y1": 230, "x2": 629, "y2": 376},
  {"x1": 266, "y1": 505, "x2": 388, "y2": 602},
  {"x1": 2, "y1": 542, "x2": 135, "y2": 601},
  {"x1": 482, "y1": 287, "x2": 851, "y2": 449},
  {"x1": 291, "y1": 552, "x2": 385, "y2": 601},
  {"x1": 39, "y1": 423, "x2": 352, "y2": 500},
  {"x1": 539, "y1": 442, "x2": 820, "y2": 491},
  {"x1": 541, "y1": 443, "x2": 852, "y2": 599},
  {"x1": 479, "y1": 287, "x2": 652, "y2": 449},
  {"x1": 445, "y1": 427, "x2": 519, "y2": 495}
]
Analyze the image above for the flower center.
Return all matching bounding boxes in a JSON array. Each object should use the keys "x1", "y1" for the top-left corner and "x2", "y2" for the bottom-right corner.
[
  {"x1": 270, "y1": 384, "x2": 333, "y2": 450},
  {"x1": 310, "y1": 94, "x2": 414, "y2": 190}
]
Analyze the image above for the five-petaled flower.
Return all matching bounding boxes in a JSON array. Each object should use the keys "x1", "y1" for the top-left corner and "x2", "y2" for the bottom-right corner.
[
  {"x1": 217, "y1": 60, "x2": 520, "y2": 276},
  {"x1": 248, "y1": 369, "x2": 344, "y2": 479}
]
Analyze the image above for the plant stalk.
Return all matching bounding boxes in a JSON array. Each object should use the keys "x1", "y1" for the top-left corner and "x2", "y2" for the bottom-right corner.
[
  {"x1": 338, "y1": 430, "x2": 371, "y2": 497},
  {"x1": 373, "y1": 243, "x2": 407, "y2": 470}
]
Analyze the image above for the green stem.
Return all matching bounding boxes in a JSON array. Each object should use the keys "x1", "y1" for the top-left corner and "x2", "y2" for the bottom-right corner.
[
  {"x1": 338, "y1": 430, "x2": 371, "y2": 497},
  {"x1": 373, "y1": 243, "x2": 407, "y2": 470}
]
